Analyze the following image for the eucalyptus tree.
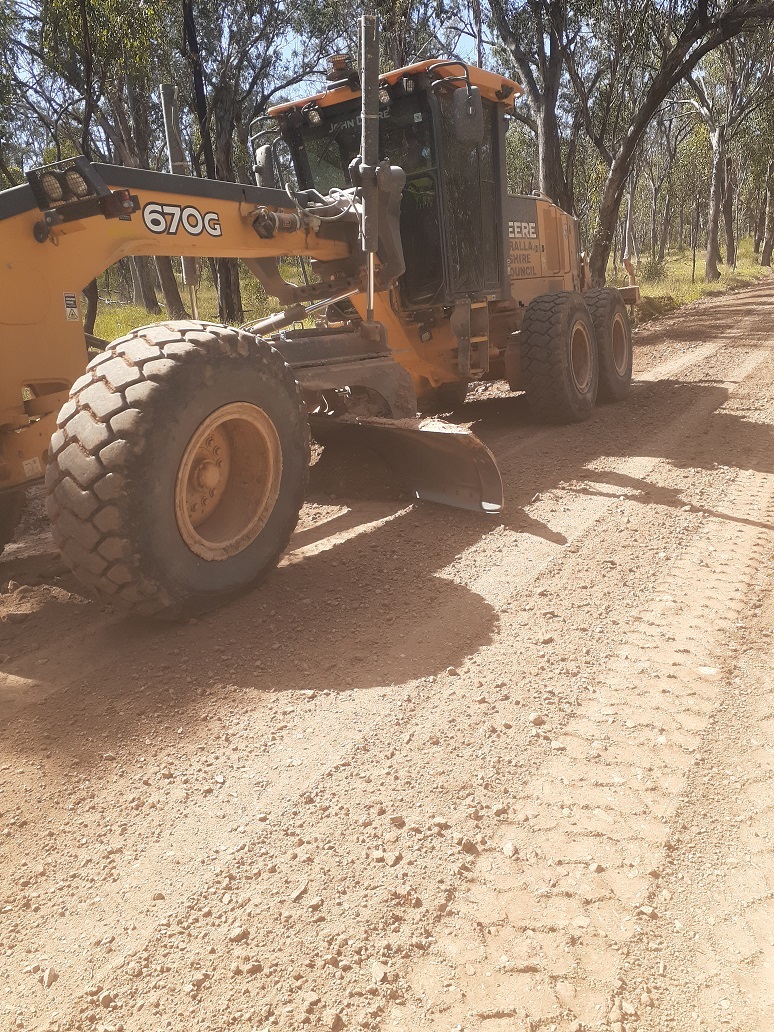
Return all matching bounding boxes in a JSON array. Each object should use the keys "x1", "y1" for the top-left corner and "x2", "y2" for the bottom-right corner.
[
  {"x1": 682, "y1": 30, "x2": 774, "y2": 279},
  {"x1": 668, "y1": 120, "x2": 712, "y2": 250},
  {"x1": 492, "y1": 0, "x2": 774, "y2": 284},
  {"x1": 572, "y1": 0, "x2": 774, "y2": 283},
  {"x1": 489, "y1": 0, "x2": 580, "y2": 213},
  {"x1": 641, "y1": 109, "x2": 694, "y2": 261},
  {"x1": 178, "y1": 0, "x2": 342, "y2": 321},
  {"x1": 742, "y1": 97, "x2": 774, "y2": 252},
  {"x1": 762, "y1": 158, "x2": 774, "y2": 266}
]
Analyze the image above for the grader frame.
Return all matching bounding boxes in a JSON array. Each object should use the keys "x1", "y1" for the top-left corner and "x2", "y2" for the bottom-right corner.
[{"x1": 0, "y1": 16, "x2": 636, "y2": 616}]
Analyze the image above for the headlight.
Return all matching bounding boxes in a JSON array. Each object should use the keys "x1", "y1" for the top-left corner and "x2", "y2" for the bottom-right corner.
[
  {"x1": 64, "y1": 167, "x2": 91, "y2": 197},
  {"x1": 306, "y1": 106, "x2": 322, "y2": 126},
  {"x1": 26, "y1": 156, "x2": 106, "y2": 212},
  {"x1": 38, "y1": 172, "x2": 64, "y2": 204},
  {"x1": 378, "y1": 85, "x2": 391, "y2": 106}
]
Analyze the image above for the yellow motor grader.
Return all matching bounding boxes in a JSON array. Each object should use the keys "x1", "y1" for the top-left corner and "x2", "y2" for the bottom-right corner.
[{"x1": 0, "y1": 17, "x2": 637, "y2": 617}]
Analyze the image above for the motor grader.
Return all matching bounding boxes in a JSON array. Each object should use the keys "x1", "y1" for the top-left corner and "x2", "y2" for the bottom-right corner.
[{"x1": 0, "y1": 17, "x2": 637, "y2": 617}]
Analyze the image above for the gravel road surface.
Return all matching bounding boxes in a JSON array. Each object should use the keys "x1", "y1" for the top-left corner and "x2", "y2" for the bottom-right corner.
[{"x1": 2, "y1": 279, "x2": 773, "y2": 1032}]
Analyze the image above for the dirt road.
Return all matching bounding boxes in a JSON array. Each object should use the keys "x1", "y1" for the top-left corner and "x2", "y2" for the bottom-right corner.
[{"x1": 2, "y1": 279, "x2": 774, "y2": 1032}]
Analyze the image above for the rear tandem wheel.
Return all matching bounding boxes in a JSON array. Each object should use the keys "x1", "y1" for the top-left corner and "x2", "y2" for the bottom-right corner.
[
  {"x1": 45, "y1": 321, "x2": 310, "y2": 618},
  {"x1": 518, "y1": 291, "x2": 599, "y2": 423},
  {"x1": 583, "y1": 287, "x2": 633, "y2": 402}
]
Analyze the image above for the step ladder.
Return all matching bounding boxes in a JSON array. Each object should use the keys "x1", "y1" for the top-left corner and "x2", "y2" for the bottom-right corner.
[{"x1": 451, "y1": 300, "x2": 490, "y2": 378}]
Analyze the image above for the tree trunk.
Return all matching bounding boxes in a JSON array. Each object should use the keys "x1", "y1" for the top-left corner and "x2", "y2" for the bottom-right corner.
[
  {"x1": 658, "y1": 192, "x2": 672, "y2": 262},
  {"x1": 155, "y1": 257, "x2": 188, "y2": 319},
  {"x1": 183, "y1": 0, "x2": 216, "y2": 180},
  {"x1": 213, "y1": 258, "x2": 243, "y2": 324},
  {"x1": 761, "y1": 163, "x2": 774, "y2": 267},
  {"x1": 535, "y1": 106, "x2": 572, "y2": 212},
  {"x1": 623, "y1": 181, "x2": 639, "y2": 263},
  {"x1": 650, "y1": 186, "x2": 658, "y2": 261},
  {"x1": 754, "y1": 191, "x2": 766, "y2": 253},
  {"x1": 132, "y1": 257, "x2": 161, "y2": 314},
  {"x1": 589, "y1": 159, "x2": 631, "y2": 286},
  {"x1": 130, "y1": 258, "x2": 142, "y2": 305},
  {"x1": 705, "y1": 127, "x2": 724, "y2": 282},
  {"x1": 212, "y1": 83, "x2": 244, "y2": 323},
  {"x1": 81, "y1": 279, "x2": 98, "y2": 336},
  {"x1": 722, "y1": 156, "x2": 735, "y2": 268},
  {"x1": 678, "y1": 202, "x2": 685, "y2": 251}
]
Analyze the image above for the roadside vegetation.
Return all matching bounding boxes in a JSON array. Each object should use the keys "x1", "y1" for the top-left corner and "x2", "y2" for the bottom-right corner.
[{"x1": 612, "y1": 238, "x2": 774, "y2": 325}]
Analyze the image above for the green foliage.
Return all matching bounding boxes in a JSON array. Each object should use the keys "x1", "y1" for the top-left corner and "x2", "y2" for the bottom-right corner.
[
  {"x1": 505, "y1": 120, "x2": 537, "y2": 194},
  {"x1": 638, "y1": 257, "x2": 666, "y2": 282},
  {"x1": 40, "y1": 0, "x2": 166, "y2": 83}
]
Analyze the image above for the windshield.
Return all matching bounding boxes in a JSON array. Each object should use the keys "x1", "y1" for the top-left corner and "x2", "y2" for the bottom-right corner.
[{"x1": 291, "y1": 93, "x2": 434, "y2": 194}]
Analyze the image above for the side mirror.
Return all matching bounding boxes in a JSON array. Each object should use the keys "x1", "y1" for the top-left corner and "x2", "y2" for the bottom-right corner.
[
  {"x1": 452, "y1": 85, "x2": 484, "y2": 144},
  {"x1": 254, "y1": 144, "x2": 278, "y2": 189}
]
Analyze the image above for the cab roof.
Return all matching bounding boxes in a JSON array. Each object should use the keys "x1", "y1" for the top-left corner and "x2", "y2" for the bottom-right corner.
[{"x1": 267, "y1": 59, "x2": 522, "y2": 118}]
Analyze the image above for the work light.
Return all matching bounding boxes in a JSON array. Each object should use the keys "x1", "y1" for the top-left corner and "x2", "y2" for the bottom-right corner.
[
  {"x1": 64, "y1": 167, "x2": 91, "y2": 197},
  {"x1": 38, "y1": 172, "x2": 64, "y2": 204}
]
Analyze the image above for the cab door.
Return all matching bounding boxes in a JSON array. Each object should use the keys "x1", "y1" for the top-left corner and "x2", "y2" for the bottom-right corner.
[{"x1": 436, "y1": 94, "x2": 501, "y2": 299}]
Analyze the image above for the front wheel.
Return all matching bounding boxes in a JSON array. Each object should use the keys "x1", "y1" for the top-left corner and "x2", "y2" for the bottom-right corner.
[
  {"x1": 520, "y1": 292, "x2": 598, "y2": 423},
  {"x1": 45, "y1": 321, "x2": 310, "y2": 617},
  {"x1": 583, "y1": 288, "x2": 632, "y2": 402}
]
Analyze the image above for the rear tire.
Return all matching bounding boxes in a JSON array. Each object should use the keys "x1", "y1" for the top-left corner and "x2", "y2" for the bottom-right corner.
[
  {"x1": 45, "y1": 321, "x2": 310, "y2": 618},
  {"x1": 520, "y1": 292, "x2": 598, "y2": 423},
  {"x1": 416, "y1": 378, "x2": 468, "y2": 415},
  {"x1": 0, "y1": 489, "x2": 25, "y2": 557},
  {"x1": 584, "y1": 288, "x2": 632, "y2": 402}
]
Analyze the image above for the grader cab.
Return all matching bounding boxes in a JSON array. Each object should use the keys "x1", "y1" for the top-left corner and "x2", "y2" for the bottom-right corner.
[{"x1": 0, "y1": 17, "x2": 636, "y2": 617}]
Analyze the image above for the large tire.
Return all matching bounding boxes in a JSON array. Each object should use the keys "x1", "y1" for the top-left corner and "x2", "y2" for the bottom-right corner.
[
  {"x1": 416, "y1": 378, "x2": 468, "y2": 415},
  {"x1": 0, "y1": 489, "x2": 25, "y2": 557},
  {"x1": 45, "y1": 321, "x2": 310, "y2": 618},
  {"x1": 520, "y1": 292, "x2": 598, "y2": 423},
  {"x1": 583, "y1": 288, "x2": 632, "y2": 402}
]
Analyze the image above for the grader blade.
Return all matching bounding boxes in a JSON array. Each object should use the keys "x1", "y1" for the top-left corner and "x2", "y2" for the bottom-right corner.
[{"x1": 309, "y1": 416, "x2": 503, "y2": 513}]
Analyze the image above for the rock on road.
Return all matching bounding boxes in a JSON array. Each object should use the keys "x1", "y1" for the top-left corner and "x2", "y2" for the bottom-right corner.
[{"x1": 1, "y1": 278, "x2": 773, "y2": 1032}]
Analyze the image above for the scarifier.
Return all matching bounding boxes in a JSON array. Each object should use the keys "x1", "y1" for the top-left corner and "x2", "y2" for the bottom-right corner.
[{"x1": 0, "y1": 16, "x2": 638, "y2": 616}]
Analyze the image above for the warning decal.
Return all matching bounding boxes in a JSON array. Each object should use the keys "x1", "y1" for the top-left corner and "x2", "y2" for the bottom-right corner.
[
  {"x1": 22, "y1": 457, "x2": 43, "y2": 479},
  {"x1": 64, "y1": 292, "x2": 80, "y2": 321}
]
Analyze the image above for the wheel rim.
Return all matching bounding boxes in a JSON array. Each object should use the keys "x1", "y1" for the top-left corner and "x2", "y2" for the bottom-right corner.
[
  {"x1": 570, "y1": 319, "x2": 593, "y2": 393},
  {"x1": 175, "y1": 402, "x2": 282, "y2": 561},
  {"x1": 611, "y1": 312, "x2": 628, "y2": 376}
]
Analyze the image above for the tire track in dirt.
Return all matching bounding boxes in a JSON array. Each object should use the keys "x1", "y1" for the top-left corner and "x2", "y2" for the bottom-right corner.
[
  {"x1": 389, "y1": 344, "x2": 774, "y2": 1029},
  {"x1": 627, "y1": 507, "x2": 774, "y2": 1032}
]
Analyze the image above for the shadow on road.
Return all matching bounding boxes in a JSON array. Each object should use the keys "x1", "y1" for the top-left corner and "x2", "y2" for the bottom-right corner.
[{"x1": 2, "y1": 346, "x2": 774, "y2": 760}]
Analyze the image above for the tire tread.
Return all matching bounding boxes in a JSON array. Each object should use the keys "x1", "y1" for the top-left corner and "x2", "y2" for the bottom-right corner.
[{"x1": 46, "y1": 320, "x2": 308, "y2": 616}]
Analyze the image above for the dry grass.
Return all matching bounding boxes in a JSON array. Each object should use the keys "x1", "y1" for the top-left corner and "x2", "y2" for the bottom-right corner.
[
  {"x1": 606, "y1": 237, "x2": 773, "y2": 325},
  {"x1": 93, "y1": 264, "x2": 290, "y2": 343}
]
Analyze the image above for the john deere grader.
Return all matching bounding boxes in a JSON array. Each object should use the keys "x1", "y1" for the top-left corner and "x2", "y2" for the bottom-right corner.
[{"x1": 0, "y1": 18, "x2": 636, "y2": 617}]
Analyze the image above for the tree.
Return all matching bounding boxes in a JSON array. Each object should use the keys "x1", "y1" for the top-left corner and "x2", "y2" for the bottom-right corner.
[
  {"x1": 491, "y1": 0, "x2": 774, "y2": 283},
  {"x1": 762, "y1": 161, "x2": 774, "y2": 266},
  {"x1": 490, "y1": 0, "x2": 579, "y2": 212},
  {"x1": 179, "y1": 0, "x2": 341, "y2": 322},
  {"x1": 682, "y1": 31, "x2": 774, "y2": 280},
  {"x1": 576, "y1": 0, "x2": 774, "y2": 284}
]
